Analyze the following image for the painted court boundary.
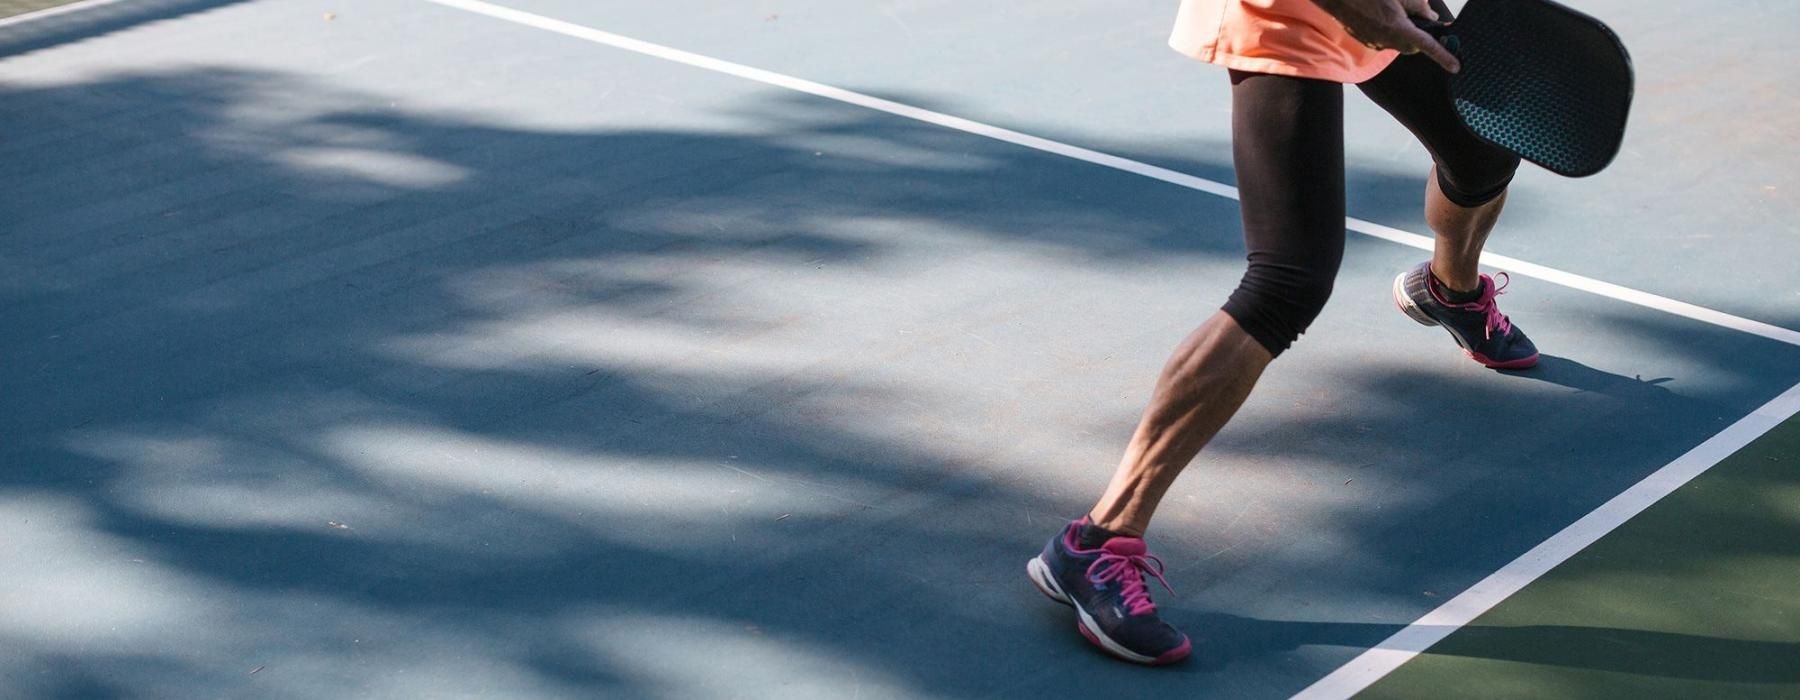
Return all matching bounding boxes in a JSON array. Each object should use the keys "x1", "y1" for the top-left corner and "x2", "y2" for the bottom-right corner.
[
  {"x1": 0, "y1": 0, "x2": 128, "y2": 28},
  {"x1": 398, "y1": 3, "x2": 1800, "y2": 694}
]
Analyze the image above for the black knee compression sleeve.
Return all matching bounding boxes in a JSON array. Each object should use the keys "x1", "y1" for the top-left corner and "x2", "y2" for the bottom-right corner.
[
  {"x1": 1223, "y1": 71, "x2": 1348, "y2": 357},
  {"x1": 1433, "y1": 158, "x2": 1517, "y2": 208},
  {"x1": 1222, "y1": 254, "x2": 1341, "y2": 357}
]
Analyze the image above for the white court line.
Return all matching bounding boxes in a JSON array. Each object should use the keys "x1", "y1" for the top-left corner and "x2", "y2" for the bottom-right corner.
[
  {"x1": 420, "y1": 0, "x2": 1800, "y2": 349},
  {"x1": 412, "y1": 1, "x2": 1800, "y2": 694},
  {"x1": 0, "y1": 0, "x2": 129, "y2": 29},
  {"x1": 1294, "y1": 379, "x2": 1800, "y2": 699}
]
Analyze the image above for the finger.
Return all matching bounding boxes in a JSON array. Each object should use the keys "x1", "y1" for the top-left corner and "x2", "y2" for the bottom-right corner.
[
  {"x1": 1400, "y1": 0, "x2": 1440, "y2": 22},
  {"x1": 1399, "y1": 24, "x2": 1460, "y2": 73}
]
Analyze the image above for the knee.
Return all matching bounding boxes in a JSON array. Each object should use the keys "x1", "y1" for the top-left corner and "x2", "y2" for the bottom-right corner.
[
  {"x1": 1436, "y1": 149, "x2": 1521, "y2": 208},
  {"x1": 1221, "y1": 256, "x2": 1340, "y2": 357}
]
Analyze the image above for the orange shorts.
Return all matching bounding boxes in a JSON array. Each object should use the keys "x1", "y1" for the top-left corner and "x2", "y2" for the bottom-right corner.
[{"x1": 1169, "y1": 0, "x2": 1398, "y2": 84}]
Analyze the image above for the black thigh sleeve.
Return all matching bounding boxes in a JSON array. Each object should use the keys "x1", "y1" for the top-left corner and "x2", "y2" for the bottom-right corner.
[{"x1": 1221, "y1": 70, "x2": 1347, "y2": 357}]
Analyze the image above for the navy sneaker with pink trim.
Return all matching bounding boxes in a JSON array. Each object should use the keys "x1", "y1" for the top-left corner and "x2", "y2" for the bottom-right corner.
[
  {"x1": 1392, "y1": 262, "x2": 1539, "y2": 369},
  {"x1": 1026, "y1": 518, "x2": 1191, "y2": 665}
]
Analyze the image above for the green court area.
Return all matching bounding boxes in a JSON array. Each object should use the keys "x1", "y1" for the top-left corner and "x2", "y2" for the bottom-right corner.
[
  {"x1": 1367, "y1": 416, "x2": 1800, "y2": 699},
  {"x1": 0, "y1": 0, "x2": 83, "y2": 20}
]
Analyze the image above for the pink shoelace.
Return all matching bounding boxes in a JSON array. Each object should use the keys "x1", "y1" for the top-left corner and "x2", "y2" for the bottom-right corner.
[
  {"x1": 1087, "y1": 550, "x2": 1175, "y2": 616},
  {"x1": 1441, "y1": 271, "x2": 1514, "y2": 339}
]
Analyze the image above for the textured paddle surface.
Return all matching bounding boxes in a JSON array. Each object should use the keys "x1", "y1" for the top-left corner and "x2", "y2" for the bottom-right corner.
[{"x1": 1448, "y1": 0, "x2": 1634, "y2": 177}]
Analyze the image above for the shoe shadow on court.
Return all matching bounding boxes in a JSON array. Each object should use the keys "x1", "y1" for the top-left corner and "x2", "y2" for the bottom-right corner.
[{"x1": 1500, "y1": 354, "x2": 1675, "y2": 400}]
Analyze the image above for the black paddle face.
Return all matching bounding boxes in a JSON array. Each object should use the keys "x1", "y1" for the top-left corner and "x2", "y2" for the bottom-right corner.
[{"x1": 1430, "y1": 0, "x2": 1634, "y2": 177}]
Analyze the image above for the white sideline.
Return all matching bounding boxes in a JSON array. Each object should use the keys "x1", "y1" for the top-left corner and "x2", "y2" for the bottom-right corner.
[{"x1": 0, "y1": 0, "x2": 131, "y2": 29}]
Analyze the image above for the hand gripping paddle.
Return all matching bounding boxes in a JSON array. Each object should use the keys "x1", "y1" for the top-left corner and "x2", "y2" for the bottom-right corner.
[{"x1": 1417, "y1": 0, "x2": 1634, "y2": 177}]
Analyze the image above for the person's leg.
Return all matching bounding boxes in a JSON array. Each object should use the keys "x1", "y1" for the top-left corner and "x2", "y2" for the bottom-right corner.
[
  {"x1": 1426, "y1": 171, "x2": 1506, "y2": 294},
  {"x1": 1358, "y1": 51, "x2": 1538, "y2": 368},
  {"x1": 1087, "y1": 71, "x2": 1347, "y2": 536},
  {"x1": 1026, "y1": 70, "x2": 1348, "y2": 666},
  {"x1": 1086, "y1": 312, "x2": 1268, "y2": 535},
  {"x1": 1036, "y1": 69, "x2": 1346, "y2": 658}
]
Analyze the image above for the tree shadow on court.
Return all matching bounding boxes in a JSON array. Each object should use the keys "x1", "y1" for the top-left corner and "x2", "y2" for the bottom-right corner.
[
  {"x1": 0, "y1": 64, "x2": 1285, "y2": 699},
  {"x1": 3, "y1": 65, "x2": 1798, "y2": 699}
]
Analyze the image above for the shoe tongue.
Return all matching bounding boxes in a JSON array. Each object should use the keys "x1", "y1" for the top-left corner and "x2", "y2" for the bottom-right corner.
[{"x1": 1101, "y1": 538, "x2": 1147, "y2": 557}]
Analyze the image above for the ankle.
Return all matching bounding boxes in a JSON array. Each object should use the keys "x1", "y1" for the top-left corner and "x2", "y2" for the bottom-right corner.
[
  {"x1": 1429, "y1": 270, "x2": 1484, "y2": 303},
  {"x1": 1080, "y1": 514, "x2": 1145, "y2": 545},
  {"x1": 1076, "y1": 521, "x2": 1127, "y2": 549}
]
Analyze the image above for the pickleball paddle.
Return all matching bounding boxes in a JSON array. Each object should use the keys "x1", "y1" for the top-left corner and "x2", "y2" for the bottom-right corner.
[{"x1": 1417, "y1": 0, "x2": 1634, "y2": 177}]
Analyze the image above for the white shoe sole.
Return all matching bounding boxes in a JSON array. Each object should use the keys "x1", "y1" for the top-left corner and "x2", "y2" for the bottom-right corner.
[{"x1": 1026, "y1": 556, "x2": 1160, "y2": 665}]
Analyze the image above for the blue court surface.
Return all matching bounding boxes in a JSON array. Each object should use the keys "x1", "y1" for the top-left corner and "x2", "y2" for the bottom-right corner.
[{"x1": 2, "y1": 1, "x2": 1796, "y2": 698}]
